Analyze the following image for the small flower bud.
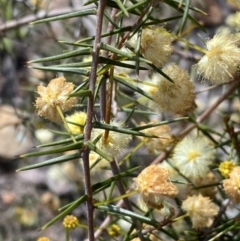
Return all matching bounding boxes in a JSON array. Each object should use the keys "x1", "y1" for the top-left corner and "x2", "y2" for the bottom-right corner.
[
  {"x1": 219, "y1": 160, "x2": 236, "y2": 178},
  {"x1": 62, "y1": 215, "x2": 79, "y2": 230},
  {"x1": 66, "y1": 111, "x2": 87, "y2": 134},
  {"x1": 108, "y1": 224, "x2": 121, "y2": 237}
]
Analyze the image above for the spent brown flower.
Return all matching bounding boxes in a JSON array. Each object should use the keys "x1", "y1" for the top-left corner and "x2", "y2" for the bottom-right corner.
[
  {"x1": 133, "y1": 165, "x2": 178, "y2": 209},
  {"x1": 182, "y1": 194, "x2": 219, "y2": 229},
  {"x1": 35, "y1": 76, "x2": 77, "y2": 122}
]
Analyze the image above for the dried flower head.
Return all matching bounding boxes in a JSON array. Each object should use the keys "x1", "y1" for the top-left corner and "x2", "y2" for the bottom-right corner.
[
  {"x1": 197, "y1": 29, "x2": 240, "y2": 83},
  {"x1": 133, "y1": 165, "x2": 178, "y2": 209},
  {"x1": 108, "y1": 224, "x2": 121, "y2": 237},
  {"x1": 37, "y1": 237, "x2": 50, "y2": 241},
  {"x1": 66, "y1": 111, "x2": 87, "y2": 134},
  {"x1": 223, "y1": 166, "x2": 240, "y2": 203},
  {"x1": 219, "y1": 160, "x2": 236, "y2": 178},
  {"x1": 182, "y1": 194, "x2": 219, "y2": 229},
  {"x1": 36, "y1": 77, "x2": 77, "y2": 122},
  {"x1": 172, "y1": 135, "x2": 215, "y2": 180},
  {"x1": 152, "y1": 64, "x2": 196, "y2": 115},
  {"x1": 127, "y1": 27, "x2": 173, "y2": 68},
  {"x1": 139, "y1": 121, "x2": 176, "y2": 154},
  {"x1": 63, "y1": 215, "x2": 79, "y2": 230},
  {"x1": 91, "y1": 119, "x2": 132, "y2": 158}
]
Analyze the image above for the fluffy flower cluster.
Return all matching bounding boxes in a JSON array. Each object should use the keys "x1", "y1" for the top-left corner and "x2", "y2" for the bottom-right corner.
[
  {"x1": 62, "y1": 215, "x2": 80, "y2": 230},
  {"x1": 139, "y1": 121, "x2": 175, "y2": 154},
  {"x1": 219, "y1": 160, "x2": 236, "y2": 178},
  {"x1": 91, "y1": 120, "x2": 132, "y2": 158},
  {"x1": 223, "y1": 166, "x2": 240, "y2": 203},
  {"x1": 35, "y1": 77, "x2": 77, "y2": 123},
  {"x1": 172, "y1": 135, "x2": 215, "y2": 180},
  {"x1": 66, "y1": 111, "x2": 87, "y2": 134},
  {"x1": 133, "y1": 165, "x2": 178, "y2": 209},
  {"x1": 152, "y1": 64, "x2": 196, "y2": 115},
  {"x1": 197, "y1": 30, "x2": 240, "y2": 83},
  {"x1": 182, "y1": 194, "x2": 219, "y2": 229},
  {"x1": 128, "y1": 27, "x2": 173, "y2": 68}
]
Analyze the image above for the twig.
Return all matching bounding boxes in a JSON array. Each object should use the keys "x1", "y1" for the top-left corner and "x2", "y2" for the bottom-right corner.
[
  {"x1": 0, "y1": 6, "x2": 94, "y2": 32},
  {"x1": 82, "y1": 0, "x2": 107, "y2": 240}
]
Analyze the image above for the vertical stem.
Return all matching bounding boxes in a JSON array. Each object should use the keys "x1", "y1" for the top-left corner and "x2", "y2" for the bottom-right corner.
[
  {"x1": 104, "y1": 66, "x2": 114, "y2": 141},
  {"x1": 100, "y1": 8, "x2": 118, "y2": 120},
  {"x1": 82, "y1": 0, "x2": 107, "y2": 240},
  {"x1": 110, "y1": 159, "x2": 145, "y2": 241}
]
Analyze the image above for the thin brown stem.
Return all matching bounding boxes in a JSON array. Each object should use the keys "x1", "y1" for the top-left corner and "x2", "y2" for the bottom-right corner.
[
  {"x1": 100, "y1": 8, "x2": 118, "y2": 120},
  {"x1": 82, "y1": 0, "x2": 107, "y2": 240},
  {"x1": 104, "y1": 67, "x2": 114, "y2": 141},
  {"x1": 0, "y1": 6, "x2": 92, "y2": 32}
]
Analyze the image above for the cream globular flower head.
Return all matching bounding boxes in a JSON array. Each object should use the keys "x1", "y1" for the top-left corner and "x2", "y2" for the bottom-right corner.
[
  {"x1": 181, "y1": 194, "x2": 219, "y2": 229},
  {"x1": 139, "y1": 121, "x2": 176, "y2": 154},
  {"x1": 133, "y1": 165, "x2": 178, "y2": 209},
  {"x1": 91, "y1": 119, "x2": 132, "y2": 158},
  {"x1": 152, "y1": 64, "x2": 196, "y2": 115},
  {"x1": 172, "y1": 135, "x2": 215, "y2": 180},
  {"x1": 36, "y1": 77, "x2": 77, "y2": 123},
  {"x1": 223, "y1": 166, "x2": 240, "y2": 203},
  {"x1": 197, "y1": 29, "x2": 240, "y2": 84},
  {"x1": 127, "y1": 27, "x2": 173, "y2": 68},
  {"x1": 219, "y1": 160, "x2": 236, "y2": 178},
  {"x1": 66, "y1": 111, "x2": 87, "y2": 134}
]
